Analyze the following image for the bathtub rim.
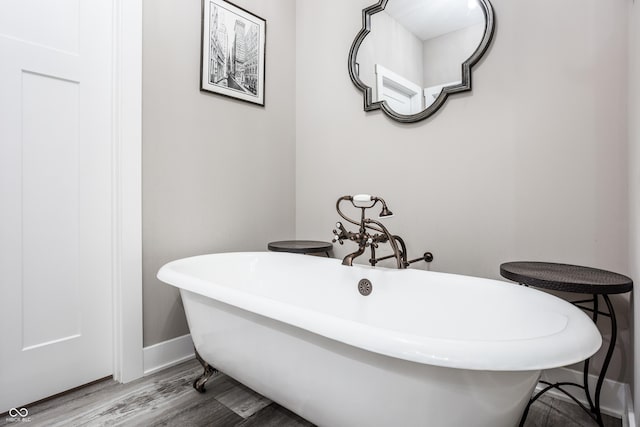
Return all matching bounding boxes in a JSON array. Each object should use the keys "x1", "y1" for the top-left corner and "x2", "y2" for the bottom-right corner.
[{"x1": 157, "y1": 251, "x2": 602, "y2": 372}]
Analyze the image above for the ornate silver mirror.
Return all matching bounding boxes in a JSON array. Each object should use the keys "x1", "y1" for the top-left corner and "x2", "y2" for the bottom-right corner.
[{"x1": 348, "y1": 0, "x2": 495, "y2": 123}]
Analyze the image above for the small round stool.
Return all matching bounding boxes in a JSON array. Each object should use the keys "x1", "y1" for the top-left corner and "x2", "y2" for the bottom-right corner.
[
  {"x1": 500, "y1": 261, "x2": 632, "y2": 427},
  {"x1": 267, "y1": 240, "x2": 332, "y2": 257}
]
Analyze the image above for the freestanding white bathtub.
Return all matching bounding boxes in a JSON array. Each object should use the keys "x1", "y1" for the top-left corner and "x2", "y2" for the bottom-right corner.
[{"x1": 157, "y1": 252, "x2": 601, "y2": 427}]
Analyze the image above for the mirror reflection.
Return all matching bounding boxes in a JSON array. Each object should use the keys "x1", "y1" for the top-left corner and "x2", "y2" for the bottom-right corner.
[{"x1": 356, "y1": 0, "x2": 487, "y2": 116}]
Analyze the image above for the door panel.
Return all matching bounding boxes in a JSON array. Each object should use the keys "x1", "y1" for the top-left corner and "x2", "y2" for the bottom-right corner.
[
  {"x1": 0, "y1": 0, "x2": 113, "y2": 412},
  {"x1": 380, "y1": 85, "x2": 414, "y2": 115},
  {"x1": 21, "y1": 71, "x2": 81, "y2": 350}
]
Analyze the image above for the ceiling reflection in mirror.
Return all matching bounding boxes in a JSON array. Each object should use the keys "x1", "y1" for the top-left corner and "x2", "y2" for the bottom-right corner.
[{"x1": 348, "y1": 0, "x2": 494, "y2": 123}]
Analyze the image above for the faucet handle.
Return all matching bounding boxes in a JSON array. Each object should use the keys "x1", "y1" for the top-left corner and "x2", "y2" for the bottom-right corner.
[{"x1": 332, "y1": 222, "x2": 345, "y2": 245}]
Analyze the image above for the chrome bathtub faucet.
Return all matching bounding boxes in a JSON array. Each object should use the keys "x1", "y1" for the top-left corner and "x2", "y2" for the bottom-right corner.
[{"x1": 332, "y1": 194, "x2": 433, "y2": 269}]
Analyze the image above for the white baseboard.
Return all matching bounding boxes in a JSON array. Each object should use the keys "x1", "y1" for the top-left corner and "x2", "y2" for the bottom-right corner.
[
  {"x1": 143, "y1": 334, "x2": 195, "y2": 376},
  {"x1": 539, "y1": 367, "x2": 633, "y2": 422},
  {"x1": 623, "y1": 383, "x2": 635, "y2": 427}
]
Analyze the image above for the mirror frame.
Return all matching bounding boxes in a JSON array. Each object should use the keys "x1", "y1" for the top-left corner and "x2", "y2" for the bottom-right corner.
[{"x1": 348, "y1": 0, "x2": 495, "y2": 123}]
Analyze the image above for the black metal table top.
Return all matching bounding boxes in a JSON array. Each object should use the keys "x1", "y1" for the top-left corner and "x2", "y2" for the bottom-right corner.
[
  {"x1": 500, "y1": 261, "x2": 633, "y2": 295},
  {"x1": 267, "y1": 240, "x2": 333, "y2": 254}
]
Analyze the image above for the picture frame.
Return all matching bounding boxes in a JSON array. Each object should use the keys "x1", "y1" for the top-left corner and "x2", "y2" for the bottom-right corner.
[{"x1": 201, "y1": 0, "x2": 266, "y2": 106}]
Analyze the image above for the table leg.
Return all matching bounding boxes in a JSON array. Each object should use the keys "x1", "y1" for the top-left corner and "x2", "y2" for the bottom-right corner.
[
  {"x1": 593, "y1": 295, "x2": 616, "y2": 426},
  {"x1": 519, "y1": 294, "x2": 616, "y2": 427},
  {"x1": 582, "y1": 295, "x2": 597, "y2": 412},
  {"x1": 579, "y1": 294, "x2": 616, "y2": 426}
]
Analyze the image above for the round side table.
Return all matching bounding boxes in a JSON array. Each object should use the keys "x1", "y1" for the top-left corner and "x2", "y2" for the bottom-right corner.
[
  {"x1": 500, "y1": 261, "x2": 632, "y2": 427},
  {"x1": 267, "y1": 240, "x2": 332, "y2": 257}
]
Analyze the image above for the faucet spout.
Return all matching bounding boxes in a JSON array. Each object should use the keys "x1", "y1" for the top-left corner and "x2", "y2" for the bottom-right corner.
[{"x1": 342, "y1": 245, "x2": 366, "y2": 266}]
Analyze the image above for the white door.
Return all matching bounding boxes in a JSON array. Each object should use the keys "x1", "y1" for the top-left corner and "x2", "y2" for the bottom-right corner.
[
  {"x1": 0, "y1": 0, "x2": 114, "y2": 412},
  {"x1": 380, "y1": 84, "x2": 417, "y2": 115},
  {"x1": 375, "y1": 64, "x2": 423, "y2": 115}
]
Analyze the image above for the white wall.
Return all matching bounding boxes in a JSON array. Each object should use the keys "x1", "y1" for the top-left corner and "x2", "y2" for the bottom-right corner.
[
  {"x1": 630, "y1": 0, "x2": 640, "y2": 422},
  {"x1": 142, "y1": 0, "x2": 296, "y2": 346},
  {"x1": 296, "y1": 0, "x2": 631, "y2": 384}
]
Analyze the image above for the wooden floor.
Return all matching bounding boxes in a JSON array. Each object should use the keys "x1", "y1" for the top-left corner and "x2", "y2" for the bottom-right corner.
[{"x1": 1, "y1": 359, "x2": 621, "y2": 427}]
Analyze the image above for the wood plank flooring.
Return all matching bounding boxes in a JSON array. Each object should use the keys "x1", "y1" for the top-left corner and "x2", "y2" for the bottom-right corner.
[{"x1": 0, "y1": 359, "x2": 621, "y2": 426}]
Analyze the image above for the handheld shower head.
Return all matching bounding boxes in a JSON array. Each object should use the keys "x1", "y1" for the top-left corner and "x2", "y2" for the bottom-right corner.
[{"x1": 379, "y1": 203, "x2": 393, "y2": 218}]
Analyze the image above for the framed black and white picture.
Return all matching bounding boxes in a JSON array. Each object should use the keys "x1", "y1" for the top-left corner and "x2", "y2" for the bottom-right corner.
[{"x1": 201, "y1": 0, "x2": 266, "y2": 106}]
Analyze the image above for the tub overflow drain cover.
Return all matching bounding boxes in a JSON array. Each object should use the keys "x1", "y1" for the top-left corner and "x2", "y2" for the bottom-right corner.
[{"x1": 358, "y1": 279, "x2": 372, "y2": 296}]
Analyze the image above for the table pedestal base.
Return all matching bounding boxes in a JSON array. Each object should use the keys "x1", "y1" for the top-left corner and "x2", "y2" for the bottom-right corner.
[{"x1": 519, "y1": 294, "x2": 615, "y2": 427}]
